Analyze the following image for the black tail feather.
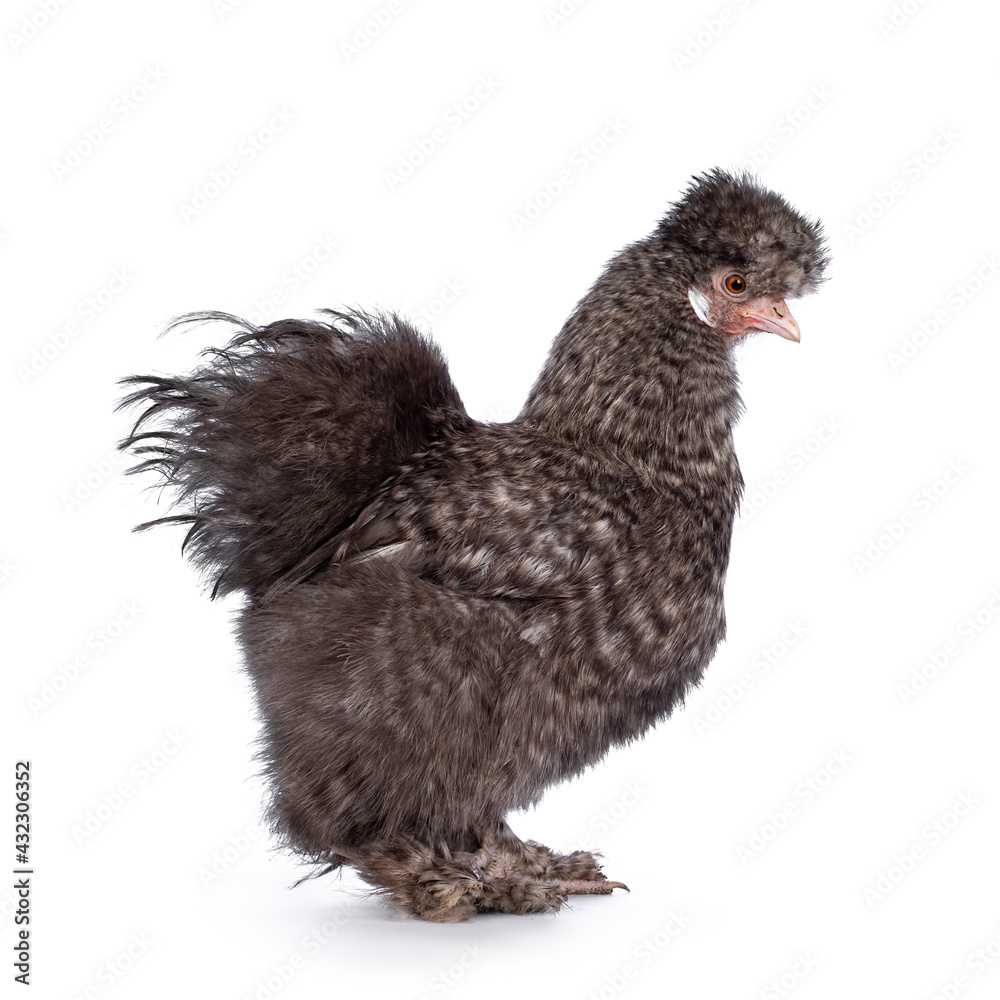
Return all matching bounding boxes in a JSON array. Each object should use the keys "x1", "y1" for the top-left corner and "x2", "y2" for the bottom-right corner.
[{"x1": 118, "y1": 309, "x2": 466, "y2": 599}]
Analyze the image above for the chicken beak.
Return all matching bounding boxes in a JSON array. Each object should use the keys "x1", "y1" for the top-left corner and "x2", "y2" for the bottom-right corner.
[{"x1": 738, "y1": 297, "x2": 800, "y2": 342}]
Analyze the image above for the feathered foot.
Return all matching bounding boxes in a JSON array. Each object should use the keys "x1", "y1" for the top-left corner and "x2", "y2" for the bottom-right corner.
[
  {"x1": 346, "y1": 824, "x2": 627, "y2": 922},
  {"x1": 510, "y1": 836, "x2": 630, "y2": 897}
]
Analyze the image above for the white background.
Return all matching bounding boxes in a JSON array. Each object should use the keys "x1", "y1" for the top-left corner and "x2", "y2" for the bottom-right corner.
[{"x1": 4, "y1": 0, "x2": 1000, "y2": 997}]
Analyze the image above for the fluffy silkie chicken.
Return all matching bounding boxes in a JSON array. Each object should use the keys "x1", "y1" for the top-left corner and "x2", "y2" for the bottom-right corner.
[{"x1": 120, "y1": 169, "x2": 827, "y2": 922}]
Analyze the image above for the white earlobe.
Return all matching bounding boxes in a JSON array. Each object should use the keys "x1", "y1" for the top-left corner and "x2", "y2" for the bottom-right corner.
[{"x1": 687, "y1": 287, "x2": 715, "y2": 327}]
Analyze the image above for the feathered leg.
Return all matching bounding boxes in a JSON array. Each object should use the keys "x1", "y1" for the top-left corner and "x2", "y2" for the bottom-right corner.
[
  {"x1": 468, "y1": 820, "x2": 629, "y2": 898},
  {"x1": 343, "y1": 822, "x2": 626, "y2": 922}
]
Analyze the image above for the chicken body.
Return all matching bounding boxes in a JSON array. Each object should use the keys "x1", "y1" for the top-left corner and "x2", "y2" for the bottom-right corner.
[{"x1": 121, "y1": 169, "x2": 827, "y2": 921}]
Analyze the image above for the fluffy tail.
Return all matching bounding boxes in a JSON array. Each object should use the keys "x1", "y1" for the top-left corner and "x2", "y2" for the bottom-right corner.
[{"x1": 118, "y1": 309, "x2": 466, "y2": 598}]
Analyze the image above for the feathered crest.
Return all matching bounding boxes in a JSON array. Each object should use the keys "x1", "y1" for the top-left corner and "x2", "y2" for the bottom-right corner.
[{"x1": 660, "y1": 168, "x2": 829, "y2": 298}]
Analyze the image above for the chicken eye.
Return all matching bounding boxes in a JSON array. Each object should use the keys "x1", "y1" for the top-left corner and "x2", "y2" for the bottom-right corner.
[{"x1": 724, "y1": 274, "x2": 746, "y2": 295}]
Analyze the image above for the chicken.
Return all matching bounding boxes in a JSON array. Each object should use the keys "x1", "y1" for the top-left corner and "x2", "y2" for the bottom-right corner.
[{"x1": 119, "y1": 169, "x2": 827, "y2": 922}]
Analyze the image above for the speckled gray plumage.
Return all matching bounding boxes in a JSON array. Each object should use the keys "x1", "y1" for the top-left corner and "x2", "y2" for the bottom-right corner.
[{"x1": 119, "y1": 169, "x2": 827, "y2": 921}]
